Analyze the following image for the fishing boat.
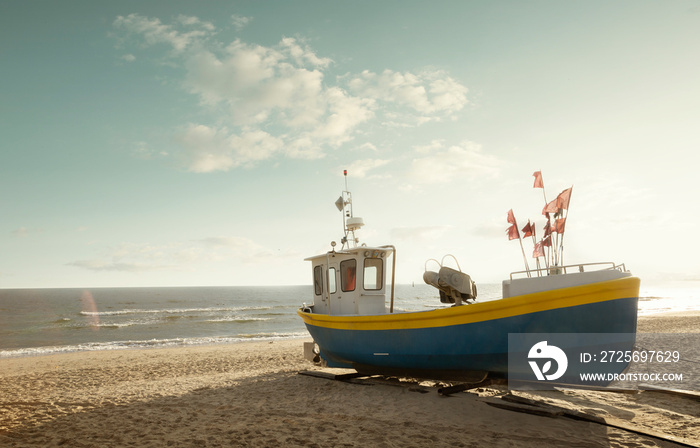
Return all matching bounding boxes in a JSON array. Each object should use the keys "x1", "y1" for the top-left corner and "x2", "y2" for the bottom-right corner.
[{"x1": 298, "y1": 172, "x2": 640, "y2": 382}]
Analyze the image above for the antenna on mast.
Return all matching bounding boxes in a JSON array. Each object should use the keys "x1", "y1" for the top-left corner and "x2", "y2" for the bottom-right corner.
[{"x1": 335, "y1": 170, "x2": 364, "y2": 249}]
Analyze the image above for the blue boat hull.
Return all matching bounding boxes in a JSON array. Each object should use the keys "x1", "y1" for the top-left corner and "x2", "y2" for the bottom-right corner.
[
  {"x1": 299, "y1": 277, "x2": 640, "y2": 379},
  {"x1": 305, "y1": 297, "x2": 637, "y2": 375}
]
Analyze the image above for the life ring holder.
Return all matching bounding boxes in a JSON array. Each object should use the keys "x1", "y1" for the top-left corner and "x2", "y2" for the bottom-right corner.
[
  {"x1": 441, "y1": 254, "x2": 462, "y2": 272},
  {"x1": 424, "y1": 254, "x2": 463, "y2": 273},
  {"x1": 423, "y1": 255, "x2": 476, "y2": 301},
  {"x1": 424, "y1": 258, "x2": 441, "y2": 273}
]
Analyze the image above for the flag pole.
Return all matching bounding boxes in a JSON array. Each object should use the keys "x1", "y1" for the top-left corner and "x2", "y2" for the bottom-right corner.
[
  {"x1": 523, "y1": 220, "x2": 541, "y2": 276},
  {"x1": 533, "y1": 170, "x2": 547, "y2": 202},
  {"x1": 533, "y1": 170, "x2": 552, "y2": 273},
  {"x1": 542, "y1": 184, "x2": 548, "y2": 205},
  {"x1": 508, "y1": 210, "x2": 531, "y2": 277},
  {"x1": 558, "y1": 186, "x2": 573, "y2": 266},
  {"x1": 518, "y1": 235, "x2": 531, "y2": 277},
  {"x1": 542, "y1": 219, "x2": 553, "y2": 272},
  {"x1": 531, "y1": 226, "x2": 542, "y2": 275},
  {"x1": 553, "y1": 226, "x2": 560, "y2": 267},
  {"x1": 514, "y1": 216, "x2": 531, "y2": 277}
]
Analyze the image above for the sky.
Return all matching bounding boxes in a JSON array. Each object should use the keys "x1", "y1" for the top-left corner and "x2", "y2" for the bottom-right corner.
[{"x1": 1, "y1": 1, "x2": 699, "y2": 289}]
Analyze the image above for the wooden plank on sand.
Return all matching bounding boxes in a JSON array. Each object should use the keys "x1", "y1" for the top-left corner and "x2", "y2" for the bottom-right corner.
[
  {"x1": 298, "y1": 370, "x2": 368, "y2": 381},
  {"x1": 480, "y1": 397, "x2": 564, "y2": 418},
  {"x1": 640, "y1": 384, "x2": 700, "y2": 401},
  {"x1": 600, "y1": 417, "x2": 700, "y2": 448},
  {"x1": 489, "y1": 394, "x2": 700, "y2": 448},
  {"x1": 437, "y1": 379, "x2": 492, "y2": 396}
]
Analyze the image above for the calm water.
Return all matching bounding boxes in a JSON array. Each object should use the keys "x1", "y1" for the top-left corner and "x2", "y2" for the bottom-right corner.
[{"x1": 0, "y1": 282, "x2": 696, "y2": 358}]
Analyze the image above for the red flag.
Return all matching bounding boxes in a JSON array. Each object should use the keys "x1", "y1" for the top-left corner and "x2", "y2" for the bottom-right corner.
[
  {"x1": 542, "y1": 199, "x2": 558, "y2": 215},
  {"x1": 507, "y1": 209, "x2": 520, "y2": 240},
  {"x1": 554, "y1": 217, "x2": 567, "y2": 234},
  {"x1": 542, "y1": 235, "x2": 552, "y2": 247},
  {"x1": 556, "y1": 187, "x2": 572, "y2": 210},
  {"x1": 507, "y1": 224, "x2": 519, "y2": 240},
  {"x1": 543, "y1": 220, "x2": 551, "y2": 237},
  {"x1": 532, "y1": 171, "x2": 544, "y2": 188},
  {"x1": 533, "y1": 241, "x2": 545, "y2": 258},
  {"x1": 521, "y1": 221, "x2": 533, "y2": 238}
]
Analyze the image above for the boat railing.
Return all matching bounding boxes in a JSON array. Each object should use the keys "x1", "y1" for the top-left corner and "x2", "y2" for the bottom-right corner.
[{"x1": 510, "y1": 262, "x2": 627, "y2": 280}]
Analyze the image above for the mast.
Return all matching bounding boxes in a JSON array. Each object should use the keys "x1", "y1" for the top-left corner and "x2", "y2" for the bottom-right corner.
[{"x1": 335, "y1": 170, "x2": 364, "y2": 249}]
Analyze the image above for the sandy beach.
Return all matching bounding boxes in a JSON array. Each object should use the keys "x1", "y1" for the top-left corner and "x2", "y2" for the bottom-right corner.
[{"x1": 1, "y1": 313, "x2": 698, "y2": 447}]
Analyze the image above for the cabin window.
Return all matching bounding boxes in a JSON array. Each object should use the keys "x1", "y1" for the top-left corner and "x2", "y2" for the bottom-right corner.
[
  {"x1": 313, "y1": 265, "x2": 323, "y2": 295},
  {"x1": 363, "y1": 258, "x2": 383, "y2": 290},
  {"x1": 328, "y1": 267, "x2": 337, "y2": 294},
  {"x1": 340, "y1": 259, "x2": 356, "y2": 292}
]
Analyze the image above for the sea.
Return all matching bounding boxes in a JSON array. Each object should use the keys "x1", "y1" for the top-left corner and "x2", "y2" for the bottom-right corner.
[{"x1": 1, "y1": 282, "x2": 698, "y2": 358}]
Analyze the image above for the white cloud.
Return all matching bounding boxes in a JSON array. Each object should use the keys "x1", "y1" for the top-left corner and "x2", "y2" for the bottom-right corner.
[
  {"x1": 68, "y1": 259, "x2": 162, "y2": 273},
  {"x1": 113, "y1": 13, "x2": 214, "y2": 52},
  {"x1": 231, "y1": 14, "x2": 252, "y2": 31},
  {"x1": 307, "y1": 87, "x2": 375, "y2": 145},
  {"x1": 345, "y1": 159, "x2": 391, "y2": 178},
  {"x1": 113, "y1": 14, "x2": 470, "y2": 172},
  {"x1": 279, "y1": 37, "x2": 332, "y2": 68},
  {"x1": 132, "y1": 140, "x2": 168, "y2": 160},
  {"x1": 176, "y1": 14, "x2": 215, "y2": 31},
  {"x1": 182, "y1": 40, "x2": 333, "y2": 130},
  {"x1": 184, "y1": 41, "x2": 282, "y2": 109},
  {"x1": 348, "y1": 69, "x2": 468, "y2": 115},
  {"x1": 413, "y1": 139, "x2": 446, "y2": 154},
  {"x1": 427, "y1": 75, "x2": 469, "y2": 114},
  {"x1": 69, "y1": 242, "x2": 185, "y2": 272},
  {"x1": 176, "y1": 124, "x2": 234, "y2": 172},
  {"x1": 176, "y1": 124, "x2": 283, "y2": 173},
  {"x1": 12, "y1": 227, "x2": 43, "y2": 238},
  {"x1": 409, "y1": 140, "x2": 502, "y2": 184},
  {"x1": 231, "y1": 129, "x2": 285, "y2": 164},
  {"x1": 197, "y1": 236, "x2": 278, "y2": 263},
  {"x1": 356, "y1": 142, "x2": 378, "y2": 152},
  {"x1": 68, "y1": 237, "x2": 292, "y2": 273}
]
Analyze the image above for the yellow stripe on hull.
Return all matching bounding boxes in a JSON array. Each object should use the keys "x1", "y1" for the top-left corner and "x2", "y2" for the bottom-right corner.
[{"x1": 297, "y1": 276, "x2": 640, "y2": 331}]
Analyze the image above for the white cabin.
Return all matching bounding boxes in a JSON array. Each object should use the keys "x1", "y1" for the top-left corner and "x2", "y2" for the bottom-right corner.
[{"x1": 305, "y1": 246, "x2": 395, "y2": 315}]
